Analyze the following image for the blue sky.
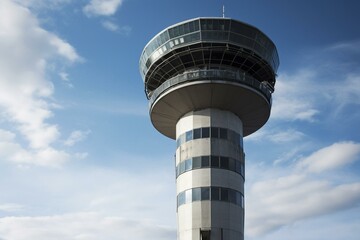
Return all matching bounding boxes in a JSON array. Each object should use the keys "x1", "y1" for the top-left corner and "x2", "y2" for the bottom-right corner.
[{"x1": 0, "y1": 0, "x2": 359, "y2": 239}]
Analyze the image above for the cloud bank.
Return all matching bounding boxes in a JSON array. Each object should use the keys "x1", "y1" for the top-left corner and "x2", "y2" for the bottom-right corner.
[{"x1": 0, "y1": 0, "x2": 81, "y2": 167}]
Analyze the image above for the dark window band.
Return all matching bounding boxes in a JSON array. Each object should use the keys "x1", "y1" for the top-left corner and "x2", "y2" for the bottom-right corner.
[
  {"x1": 176, "y1": 127, "x2": 243, "y2": 148},
  {"x1": 176, "y1": 155, "x2": 245, "y2": 179},
  {"x1": 177, "y1": 187, "x2": 244, "y2": 208}
]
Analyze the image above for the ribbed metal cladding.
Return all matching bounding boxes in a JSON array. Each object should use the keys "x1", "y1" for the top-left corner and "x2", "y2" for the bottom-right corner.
[{"x1": 175, "y1": 109, "x2": 244, "y2": 240}]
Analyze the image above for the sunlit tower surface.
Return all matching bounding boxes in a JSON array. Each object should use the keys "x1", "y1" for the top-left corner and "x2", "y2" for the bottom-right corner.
[{"x1": 139, "y1": 18, "x2": 279, "y2": 240}]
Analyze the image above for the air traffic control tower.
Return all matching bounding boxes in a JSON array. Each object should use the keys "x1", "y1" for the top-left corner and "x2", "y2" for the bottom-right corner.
[{"x1": 139, "y1": 18, "x2": 279, "y2": 240}]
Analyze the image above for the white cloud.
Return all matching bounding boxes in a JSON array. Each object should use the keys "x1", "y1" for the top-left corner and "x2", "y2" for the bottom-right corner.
[
  {"x1": 297, "y1": 141, "x2": 360, "y2": 173},
  {"x1": 272, "y1": 40, "x2": 360, "y2": 123},
  {"x1": 327, "y1": 40, "x2": 360, "y2": 54},
  {"x1": 101, "y1": 20, "x2": 131, "y2": 34},
  {"x1": 0, "y1": 165, "x2": 176, "y2": 239},
  {"x1": 0, "y1": 0, "x2": 81, "y2": 166},
  {"x1": 64, "y1": 130, "x2": 91, "y2": 146},
  {"x1": 14, "y1": 0, "x2": 72, "y2": 10},
  {"x1": 0, "y1": 212, "x2": 175, "y2": 240},
  {"x1": 0, "y1": 129, "x2": 69, "y2": 167},
  {"x1": 0, "y1": 203, "x2": 24, "y2": 212},
  {"x1": 272, "y1": 70, "x2": 320, "y2": 122},
  {"x1": 246, "y1": 128, "x2": 305, "y2": 143},
  {"x1": 59, "y1": 71, "x2": 73, "y2": 88},
  {"x1": 102, "y1": 20, "x2": 119, "y2": 31},
  {"x1": 246, "y1": 174, "x2": 360, "y2": 237},
  {"x1": 83, "y1": 0, "x2": 124, "y2": 17},
  {"x1": 245, "y1": 141, "x2": 360, "y2": 237}
]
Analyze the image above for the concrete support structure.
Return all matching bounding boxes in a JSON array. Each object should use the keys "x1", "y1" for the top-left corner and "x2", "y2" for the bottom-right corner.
[
  {"x1": 139, "y1": 17, "x2": 279, "y2": 240},
  {"x1": 176, "y1": 108, "x2": 244, "y2": 240}
]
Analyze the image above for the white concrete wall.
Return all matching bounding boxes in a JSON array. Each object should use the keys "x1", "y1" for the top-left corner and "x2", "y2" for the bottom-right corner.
[{"x1": 176, "y1": 108, "x2": 244, "y2": 240}]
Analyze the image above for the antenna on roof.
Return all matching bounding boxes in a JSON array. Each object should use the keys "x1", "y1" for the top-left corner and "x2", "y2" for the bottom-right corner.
[{"x1": 222, "y1": 5, "x2": 225, "y2": 18}]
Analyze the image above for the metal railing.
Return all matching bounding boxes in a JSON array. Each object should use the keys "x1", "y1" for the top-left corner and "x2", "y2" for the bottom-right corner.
[{"x1": 149, "y1": 69, "x2": 272, "y2": 107}]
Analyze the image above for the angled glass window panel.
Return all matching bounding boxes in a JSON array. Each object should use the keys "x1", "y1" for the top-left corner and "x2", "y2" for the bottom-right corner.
[
  {"x1": 192, "y1": 188, "x2": 201, "y2": 201},
  {"x1": 176, "y1": 165, "x2": 179, "y2": 177},
  {"x1": 169, "y1": 28, "x2": 174, "y2": 38},
  {"x1": 186, "y1": 130, "x2": 193, "y2": 142},
  {"x1": 194, "y1": 20, "x2": 200, "y2": 31},
  {"x1": 221, "y1": 188, "x2": 229, "y2": 201},
  {"x1": 229, "y1": 190, "x2": 236, "y2": 204},
  {"x1": 211, "y1": 187, "x2": 220, "y2": 201},
  {"x1": 211, "y1": 127, "x2": 219, "y2": 138},
  {"x1": 201, "y1": 156, "x2": 210, "y2": 167},
  {"x1": 211, "y1": 156, "x2": 220, "y2": 168},
  {"x1": 180, "y1": 161, "x2": 186, "y2": 175},
  {"x1": 178, "y1": 192, "x2": 185, "y2": 207},
  {"x1": 228, "y1": 158, "x2": 235, "y2": 172},
  {"x1": 201, "y1": 187, "x2": 210, "y2": 200},
  {"x1": 179, "y1": 24, "x2": 184, "y2": 35},
  {"x1": 202, "y1": 127, "x2": 210, "y2": 138},
  {"x1": 193, "y1": 128, "x2": 201, "y2": 139},
  {"x1": 184, "y1": 22, "x2": 190, "y2": 34},
  {"x1": 185, "y1": 158, "x2": 192, "y2": 171},
  {"x1": 235, "y1": 192, "x2": 241, "y2": 206},
  {"x1": 174, "y1": 26, "x2": 180, "y2": 37},
  {"x1": 193, "y1": 157, "x2": 201, "y2": 169},
  {"x1": 220, "y1": 128, "x2": 227, "y2": 139},
  {"x1": 220, "y1": 156, "x2": 229, "y2": 169},
  {"x1": 185, "y1": 189, "x2": 192, "y2": 204},
  {"x1": 189, "y1": 21, "x2": 195, "y2": 32}
]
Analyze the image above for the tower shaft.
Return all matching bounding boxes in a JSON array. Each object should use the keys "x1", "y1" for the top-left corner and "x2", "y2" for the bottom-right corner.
[{"x1": 176, "y1": 108, "x2": 244, "y2": 240}]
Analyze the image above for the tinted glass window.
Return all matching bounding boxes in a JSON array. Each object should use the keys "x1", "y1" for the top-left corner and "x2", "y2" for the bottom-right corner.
[
  {"x1": 201, "y1": 187, "x2": 210, "y2": 200},
  {"x1": 211, "y1": 187, "x2": 220, "y2": 201},
  {"x1": 211, "y1": 156, "x2": 219, "y2": 167},
  {"x1": 185, "y1": 159, "x2": 192, "y2": 171},
  {"x1": 193, "y1": 128, "x2": 201, "y2": 139},
  {"x1": 180, "y1": 161, "x2": 185, "y2": 174},
  {"x1": 221, "y1": 188, "x2": 229, "y2": 201},
  {"x1": 186, "y1": 131, "x2": 193, "y2": 141},
  {"x1": 211, "y1": 127, "x2": 219, "y2": 138},
  {"x1": 192, "y1": 188, "x2": 201, "y2": 201},
  {"x1": 202, "y1": 127, "x2": 210, "y2": 138},
  {"x1": 229, "y1": 190, "x2": 236, "y2": 204},
  {"x1": 201, "y1": 156, "x2": 210, "y2": 167},
  {"x1": 228, "y1": 158, "x2": 235, "y2": 171},
  {"x1": 220, "y1": 128, "x2": 227, "y2": 139},
  {"x1": 193, "y1": 157, "x2": 201, "y2": 169},
  {"x1": 220, "y1": 157, "x2": 229, "y2": 169},
  {"x1": 178, "y1": 192, "x2": 185, "y2": 206}
]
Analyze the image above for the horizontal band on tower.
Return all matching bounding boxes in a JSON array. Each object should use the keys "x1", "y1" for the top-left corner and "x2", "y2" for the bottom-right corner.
[
  {"x1": 176, "y1": 155, "x2": 245, "y2": 179},
  {"x1": 177, "y1": 126, "x2": 243, "y2": 148},
  {"x1": 177, "y1": 186, "x2": 244, "y2": 208}
]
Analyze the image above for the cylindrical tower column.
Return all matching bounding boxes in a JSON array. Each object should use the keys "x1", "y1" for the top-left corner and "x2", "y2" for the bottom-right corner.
[{"x1": 175, "y1": 108, "x2": 245, "y2": 240}]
